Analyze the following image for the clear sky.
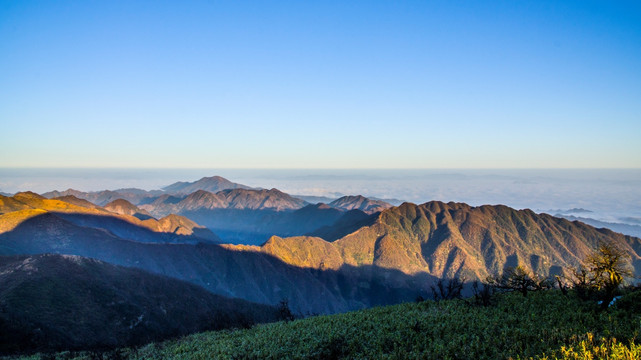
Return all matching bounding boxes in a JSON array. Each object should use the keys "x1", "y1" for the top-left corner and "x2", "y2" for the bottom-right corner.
[{"x1": 1, "y1": 0, "x2": 640, "y2": 169}]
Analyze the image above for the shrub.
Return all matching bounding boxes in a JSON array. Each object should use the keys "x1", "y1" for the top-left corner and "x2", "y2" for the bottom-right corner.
[
  {"x1": 487, "y1": 266, "x2": 552, "y2": 297},
  {"x1": 431, "y1": 277, "x2": 465, "y2": 301},
  {"x1": 471, "y1": 280, "x2": 495, "y2": 306},
  {"x1": 277, "y1": 299, "x2": 295, "y2": 322}
]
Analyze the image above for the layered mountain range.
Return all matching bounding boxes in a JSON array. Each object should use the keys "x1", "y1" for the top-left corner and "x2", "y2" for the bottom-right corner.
[
  {"x1": 2, "y1": 175, "x2": 641, "y2": 354},
  {"x1": 2, "y1": 183, "x2": 640, "y2": 311},
  {"x1": 40, "y1": 177, "x2": 393, "y2": 244}
]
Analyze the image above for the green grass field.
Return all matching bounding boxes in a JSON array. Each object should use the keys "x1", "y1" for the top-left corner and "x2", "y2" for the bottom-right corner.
[{"x1": 17, "y1": 288, "x2": 641, "y2": 360}]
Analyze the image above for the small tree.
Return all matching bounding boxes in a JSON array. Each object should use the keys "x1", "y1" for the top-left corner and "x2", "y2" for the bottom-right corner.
[
  {"x1": 471, "y1": 280, "x2": 495, "y2": 306},
  {"x1": 487, "y1": 266, "x2": 552, "y2": 297},
  {"x1": 431, "y1": 277, "x2": 465, "y2": 301},
  {"x1": 569, "y1": 267, "x2": 595, "y2": 300},
  {"x1": 277, "y1": 299, "x2": 295, "y2": 322},
  {"x1": 574, "y1": 242, "x2": 634, "y2": 309}
]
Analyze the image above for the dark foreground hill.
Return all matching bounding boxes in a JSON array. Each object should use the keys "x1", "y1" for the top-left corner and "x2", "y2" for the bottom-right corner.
[
  {"x1": 0, "y1": 254, "x2": 279, "y2": 355},
  {"x1": 34, "y1": 290, "x2": 641, "y2": 359}
]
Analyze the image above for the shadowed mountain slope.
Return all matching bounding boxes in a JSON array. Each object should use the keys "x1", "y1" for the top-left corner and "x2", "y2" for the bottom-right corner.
[
  {"x1": 141, "y1": 188, "x2": 319, "y2": 244},
  {"x1": 308, "y1": 210, "x2": 378, "y2": 241},
  {"x1": 0, "y1": 213, "x2": 434, "y2": 314},
  {"x1": 162, "y1": 176, "x2": 251, "y2": 194},
  {"x1": 0, "y1": 253, "x2": 278, "y2": 355},
  {"x1": 177, "y1": 203, "x2": 361, "y2": 245}
]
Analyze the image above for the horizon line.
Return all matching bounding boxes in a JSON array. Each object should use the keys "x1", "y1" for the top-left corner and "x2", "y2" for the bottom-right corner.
[{"x1": 2, "y1": 166, "x2": 641, "y2": 171}]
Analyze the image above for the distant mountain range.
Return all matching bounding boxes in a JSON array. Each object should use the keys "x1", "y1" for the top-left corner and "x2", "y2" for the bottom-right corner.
[
  {"x1": 36, "y1": 177, "x2": 396, "y2": 244},
  {"x1": 3, "y1": 175, "x2": 641, "y2": 356},
  {"x1": 134, "y1": 186, "x2": 392, "y2": 244},
  {"x1": 2, "y1": 190, "x2": 639, "y2": 315},
  {"x1": 0, "y1": 253, "x2": 278, "y2": 354},
  {"x1": 42, "y1": 188, "x2": 162, "y2": 206},
  {"x1": 146, "y1": 188, "x2": 308, "y2": 213},
  {"x1": 543, "y1": 208, "x2": 593, "y2": 215},
  {"x1": 556, "y1": 214, "x2": 641, "y2": 239}
]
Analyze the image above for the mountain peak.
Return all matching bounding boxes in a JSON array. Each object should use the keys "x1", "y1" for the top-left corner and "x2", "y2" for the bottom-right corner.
[
  {"x1": 329, "y1": 195, "x2": 392, "y2": 214},
  {"x1": 13, "y1": 191, "x2": 45, "y2": 200},
  {"x1": 52, "y1": 195, "x2": 100, "y2": 209},
  {"x1": 217, "y1": 188, "x2": 307, "y2": 211},
  {"x1": 162, "y1": 176, "x2": 251, "y2": 194},
  {"x1": 105, "y1": 198, "x2": 137, "y2": 208},
  {"x1": 104, "y1": 199, "x2": 152, "y2": 219}
]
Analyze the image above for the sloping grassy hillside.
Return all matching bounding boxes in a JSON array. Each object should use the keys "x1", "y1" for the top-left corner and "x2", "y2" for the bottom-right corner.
[
  {"x1": 20, "y1": 289, "x2": 641, "y2": 359},
  {"x1": 0, "y1": 254, "x2": 279, "y2": 356}
]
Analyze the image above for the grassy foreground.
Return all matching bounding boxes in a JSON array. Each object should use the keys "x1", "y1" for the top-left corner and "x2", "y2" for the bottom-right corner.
[{"x1": 17, "y1": 290, "x2": 641, "y2": 359}]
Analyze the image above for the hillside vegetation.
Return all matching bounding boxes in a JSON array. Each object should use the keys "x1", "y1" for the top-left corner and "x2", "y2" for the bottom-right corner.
[
  {"x1": 17, "y1": 289, "x2": 641, "y2": 359},
  {"x1": 258, "y1": 201, "x2": 641, "y2": 280},
  {"x1": 0, "y1": 254, "x2": 279, "y2": 355}
]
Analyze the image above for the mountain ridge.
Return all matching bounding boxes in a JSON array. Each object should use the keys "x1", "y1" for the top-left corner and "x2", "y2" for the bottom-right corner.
[
  {"x1": 328, "y1": 195, "x2": 392, "y2": 214},
  {"x1": 257, "y1": 200, "x2": 641, "y2": 280},
  {"x1": 0, "y1": 193, "x2": 219, "y2": 243},
  {"x1": 162, "y1": 176, "x2": 252, "y2": 194}
]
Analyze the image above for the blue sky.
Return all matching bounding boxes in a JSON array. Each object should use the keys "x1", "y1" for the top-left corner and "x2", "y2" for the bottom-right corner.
[{"x1": 1, "y1": 0, "x2": 640, "y2": 168}]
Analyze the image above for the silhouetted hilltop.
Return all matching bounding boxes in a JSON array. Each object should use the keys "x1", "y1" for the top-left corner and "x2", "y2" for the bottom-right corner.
[{"x1": 0, "y1": 253, "x2": 278, "y2": 355}]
